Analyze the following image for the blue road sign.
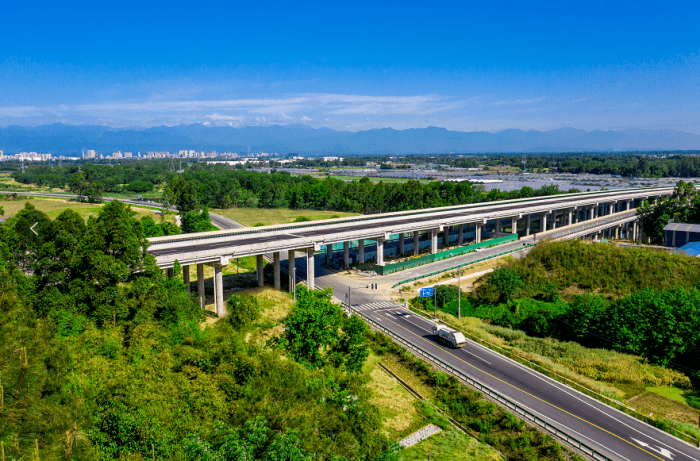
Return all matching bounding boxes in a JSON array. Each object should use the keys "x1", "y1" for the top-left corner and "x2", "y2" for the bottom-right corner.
[{"x1": 420, "y1": 287, "x2": 434, "y2": 297}]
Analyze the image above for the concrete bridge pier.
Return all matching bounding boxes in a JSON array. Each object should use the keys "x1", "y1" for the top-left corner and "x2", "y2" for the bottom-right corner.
[
  {"x1": 541, "y1": 213, "x2": 548, "y2": 232},
  {"x1": 273, "y1": 252, "x2": 281, "y2": 290},
  {"x1": 495, "y1": 218, "x2": 501, "y2": 234},
  {"x1": 430, "y1": 229, "x2": 439, "y2": 253},
  {"x1": 306, "y1": 248, "x2": 315, "y2": 290},
  {"x1": 443, "y1": 227, "x2": 449, "y2": 247},
  {"x1": 214, "y1": 262, "x2": 225, "y2": 316},
  {"x1": 376, "y1": 238, "x2": 385, "y2": 266},
  {"x1": 358, "y1": 239, "x2": 365, "y2": 263},
  {"x1": 197, "y1": 263, "x2": 205, "y2": 309},
  {"x1": 413, "y1": 231, "x2": 420, "y2": 255},
  {"x1": 568, "y1": 209, "x2": 573, "y2": 226},
  {"x1": 458, "y1": 224, "x2": 464, "y2": 245},
  {"x1": 476, "y1": 224, "x2": 482, "y2": 243},
  {"x1": 256, "y1": 255, "x2": 264, "y2": 288},
  {"x1": 525, "y1": 214, "x2": 531, "y2": 236},
  {"x1": 344, "y1": 241, "x2": 350, "y2": 269},
  {"x1": 183, "y1": 265, "x2": 190, "y2": 292},
  {"x1": 288, "y1": 250, "x2": 296, "y2": 293},
  {"x1": 399, "y1": 233, "x2": 405, "y2": 254},
  {"x1": 511, "y1": 217, "x2": 518, "y2": 234},
  {"x1": 551, "y1": 212, "x2": 557, "y2": 230}
]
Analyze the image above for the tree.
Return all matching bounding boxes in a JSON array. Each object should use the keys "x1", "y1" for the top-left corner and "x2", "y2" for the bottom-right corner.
[
  {"x1": 70, "y1": 171, "x2": 87, "y2": 201},
  {"x1": 163, "y1": 177, "x2": 199, "y2": 213},
  {"x1": 477, "y1": 267, "x2": 524, "y2": 303},
  {"x1": 285, "y1": 287, "x2": 369, "y2": 372}
]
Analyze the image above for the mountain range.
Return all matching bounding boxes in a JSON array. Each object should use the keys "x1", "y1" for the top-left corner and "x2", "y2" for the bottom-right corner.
[{"x1": 1, "y1": 124, "x2": 700, "y2": 155}]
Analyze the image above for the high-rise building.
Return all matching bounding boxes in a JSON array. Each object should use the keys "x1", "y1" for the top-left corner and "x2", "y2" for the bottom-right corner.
[
  {"x1": 124, "y1": 152, "x2": 133, "y2": 158},
  {"x1": 86, "y1": 150, "x2": 96, "y2": 159}
]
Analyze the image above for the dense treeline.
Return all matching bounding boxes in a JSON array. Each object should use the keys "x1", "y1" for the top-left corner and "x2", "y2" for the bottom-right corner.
[
  {"x1": 10, "y1": 161, "x2": 170, "y2": 192},
  {"x1": 165, "y1": 165, "x2": 578, "y2": 214},
  {"x1": 419, "y1": 240, "x2": 700, "y2": 380},
  {"x1": 0, "y1": 201, "x2": 395, "y2": 460}
]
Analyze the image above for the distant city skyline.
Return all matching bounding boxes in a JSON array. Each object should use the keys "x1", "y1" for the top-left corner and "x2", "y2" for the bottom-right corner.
[{"x1": 2, "y1": 1, "x2": 699, "y2": 133}]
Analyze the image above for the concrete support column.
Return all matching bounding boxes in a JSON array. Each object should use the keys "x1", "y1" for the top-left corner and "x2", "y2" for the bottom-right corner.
[
  {"x1": 615, "y1": 227, "x2": 619, "y2": 239},
  {"x1": 399, "y1": 233, "x2": 405, "y2": 254},
  {"x1": 476, "y1": 224, "x2": 482, "y2": 243},
  {"x1": 431, "y1": 229, "x2": 438, "y2": 254},
  {"x1": 306, "y1": 248, "x2": 315, "y2": 290},
  {"x1": 197, "y1": 263, "x2": 205, "y2": 310},
  {"x1": 256, "y1": 254, "x2": 264, "y2": 288},
  {"x1": 458, "y1": 224, "x2": 464, "y2": 245},
  {"x1": 182, "y1": 265, "x2": 190, "y2": 292},
  {"x1": 541, "y1": 213, "x2": 548, "y2": 231},
  {"x1": 511, "y1": 217, "x2": 518, "y2": 234},
  {"x1": 376, "y1": 239, "x2": 385, "y2": 266},
  {"x1": 273, "y1": 252, "x2": 281, "y2": 290},
  {"x1": 343, "y1": 241, "x2": 350, "y2": 269},
  {"x1": 574, "y1": 209, "x2": 579, "y2": 223},
  {"x1": 413, "y1": 231, "x2": 420, "y2": 256},
  {"x1": 214, "y1": 263, "x2": 224, "y2": 316},
  {"x1": 525, "y1": 214, "x2": 531, "y2": 236},
  {"x1": 358, "y1": 240, "x2": 365, "y2": 263},
  {"x1": 609, "y1": 203, "x2": 614, "y2": 215},
  {"x1": 568, "y1": 209, "x2": 573, "y2": 226},
  {"x1": 495, "y1": 218, "x2": 501, "y2": 234},
  {"x1": 552, "y1": 213, "x2": 557, "y2": 230},
  {"x1": 443, "y1": 227, "x2": 450, "y2": 247},
  {"x1": 633, "y1": 222, "x2": 638, "y2": 241},
  {"x1": 626, "y1": 200, "x2": 631, "y2": 210},
  {"x1": 166, "y1": 268, "x2": 174, "y2": 278},
  {"x1": 288, "y1": 250, "x2": 295, "y2": 293}
]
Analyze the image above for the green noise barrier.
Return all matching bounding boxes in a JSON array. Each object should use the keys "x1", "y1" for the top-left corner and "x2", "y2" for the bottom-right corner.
[{"x1": 374, "y1": 233, "x2": 518, "y2": 276}]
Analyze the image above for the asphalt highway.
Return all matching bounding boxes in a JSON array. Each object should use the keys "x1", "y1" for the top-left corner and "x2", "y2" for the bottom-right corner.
[
  {"x1": 359, "y1": 305, "x2": 699, "y2": 461},
  {"x1": 147, "y1": 188, "x2": 662, "y2": 258}
]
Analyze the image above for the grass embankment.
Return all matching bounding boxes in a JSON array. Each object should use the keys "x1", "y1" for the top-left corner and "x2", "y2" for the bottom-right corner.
[
  {"x1": 0, "y1": 195, "x2": 168, "y2": 222},
  {"x1": 211, "y1": 207, "x2": 360, "y2": 227},
  {"x1": 513, "y1": 239, "x2": 700, "y2": 300}
]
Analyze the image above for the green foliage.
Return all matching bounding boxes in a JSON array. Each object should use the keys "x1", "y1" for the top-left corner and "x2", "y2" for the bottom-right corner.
[
  {"x1": 285, "y1": 287, "x2": 369, "y2": 373},
  {"x1": 140, "y1": 216, "x2": 181, "y2": 237},
  {"x1": 181, "y1": 207, "x2": 218, "y2": 233},
  {"x1": 226, "y1": 293, "x2": 262, "y2": 330},
  {"x1": 476, "y1": 267, "x2": 524, "y2": 303},
  {"x1": 639, "y1": 180, "x2": 700, "y2": 244},
  {"x1": 125, "y1": 179, "x2": 154, "y2": 192}
]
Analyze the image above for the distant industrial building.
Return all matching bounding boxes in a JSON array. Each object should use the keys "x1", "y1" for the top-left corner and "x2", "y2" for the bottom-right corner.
[{"x1": 663, "y1": 222, "x2": 700, "y2": 248}]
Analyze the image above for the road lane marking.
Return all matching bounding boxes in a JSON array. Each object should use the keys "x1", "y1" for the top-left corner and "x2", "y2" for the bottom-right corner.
[
  {"x1": 631, "y1": 439, "x2": 675, "y2": 459},
  {"x1": 376, "y1": 312, "x2": 667, "y2": 461}
]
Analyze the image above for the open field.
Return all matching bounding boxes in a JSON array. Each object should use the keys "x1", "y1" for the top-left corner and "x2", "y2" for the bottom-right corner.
[
  {"x1": 399, "y1": 426, "x2": 501, "y2": 461},
  {"x1": 0, "y1": 172, "x2": 68, "y2": 193},
  {"x1": 211, "y1": 207, "x2": 360, "y2": 226},
  {"x1": 0, "y1": 196, "x2": 168, "y2": 223}
]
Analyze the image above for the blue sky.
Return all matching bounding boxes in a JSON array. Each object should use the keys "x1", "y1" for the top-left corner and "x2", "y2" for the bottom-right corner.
[{"x1": 1, "y1": 0, "x2": 699, "y2": 132}]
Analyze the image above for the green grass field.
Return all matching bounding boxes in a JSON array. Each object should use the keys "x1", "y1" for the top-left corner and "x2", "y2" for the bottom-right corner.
[
  {"x1": 0, "y1": 196, "x2": 170, "y2": 224},
  {"x1": 211, "y1": 207, "x2": 360, "y2": 226}
]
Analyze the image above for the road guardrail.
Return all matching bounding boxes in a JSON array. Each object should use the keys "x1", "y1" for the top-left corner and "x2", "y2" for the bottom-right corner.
[{"x1": 354, "y1": 310, "x2": 613, "y2": 461}]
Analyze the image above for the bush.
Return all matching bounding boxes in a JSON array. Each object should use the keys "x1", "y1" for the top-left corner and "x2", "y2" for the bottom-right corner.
[{"x1": 226, "y1": 294, "x2": 261, "y2": 329}]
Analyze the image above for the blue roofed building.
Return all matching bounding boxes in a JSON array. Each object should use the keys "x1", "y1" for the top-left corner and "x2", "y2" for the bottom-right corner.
[{"x1": 676, "y1": 241, "x2": 700, "y2": 257}]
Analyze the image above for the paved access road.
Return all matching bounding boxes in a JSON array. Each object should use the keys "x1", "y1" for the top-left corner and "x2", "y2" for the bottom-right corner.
[{"x1": 356, "y1": 304, "x2": 699, "y2": 461}]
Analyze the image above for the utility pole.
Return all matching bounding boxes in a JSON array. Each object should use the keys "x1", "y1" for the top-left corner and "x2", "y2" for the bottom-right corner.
[{"x1": 458, "y1": 267, "x2": 461, "y2": 319}]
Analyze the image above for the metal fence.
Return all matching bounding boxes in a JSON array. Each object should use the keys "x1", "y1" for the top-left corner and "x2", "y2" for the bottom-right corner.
[{"x1": 355, "y1": 310, "x2": 613, "y2": 461}]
